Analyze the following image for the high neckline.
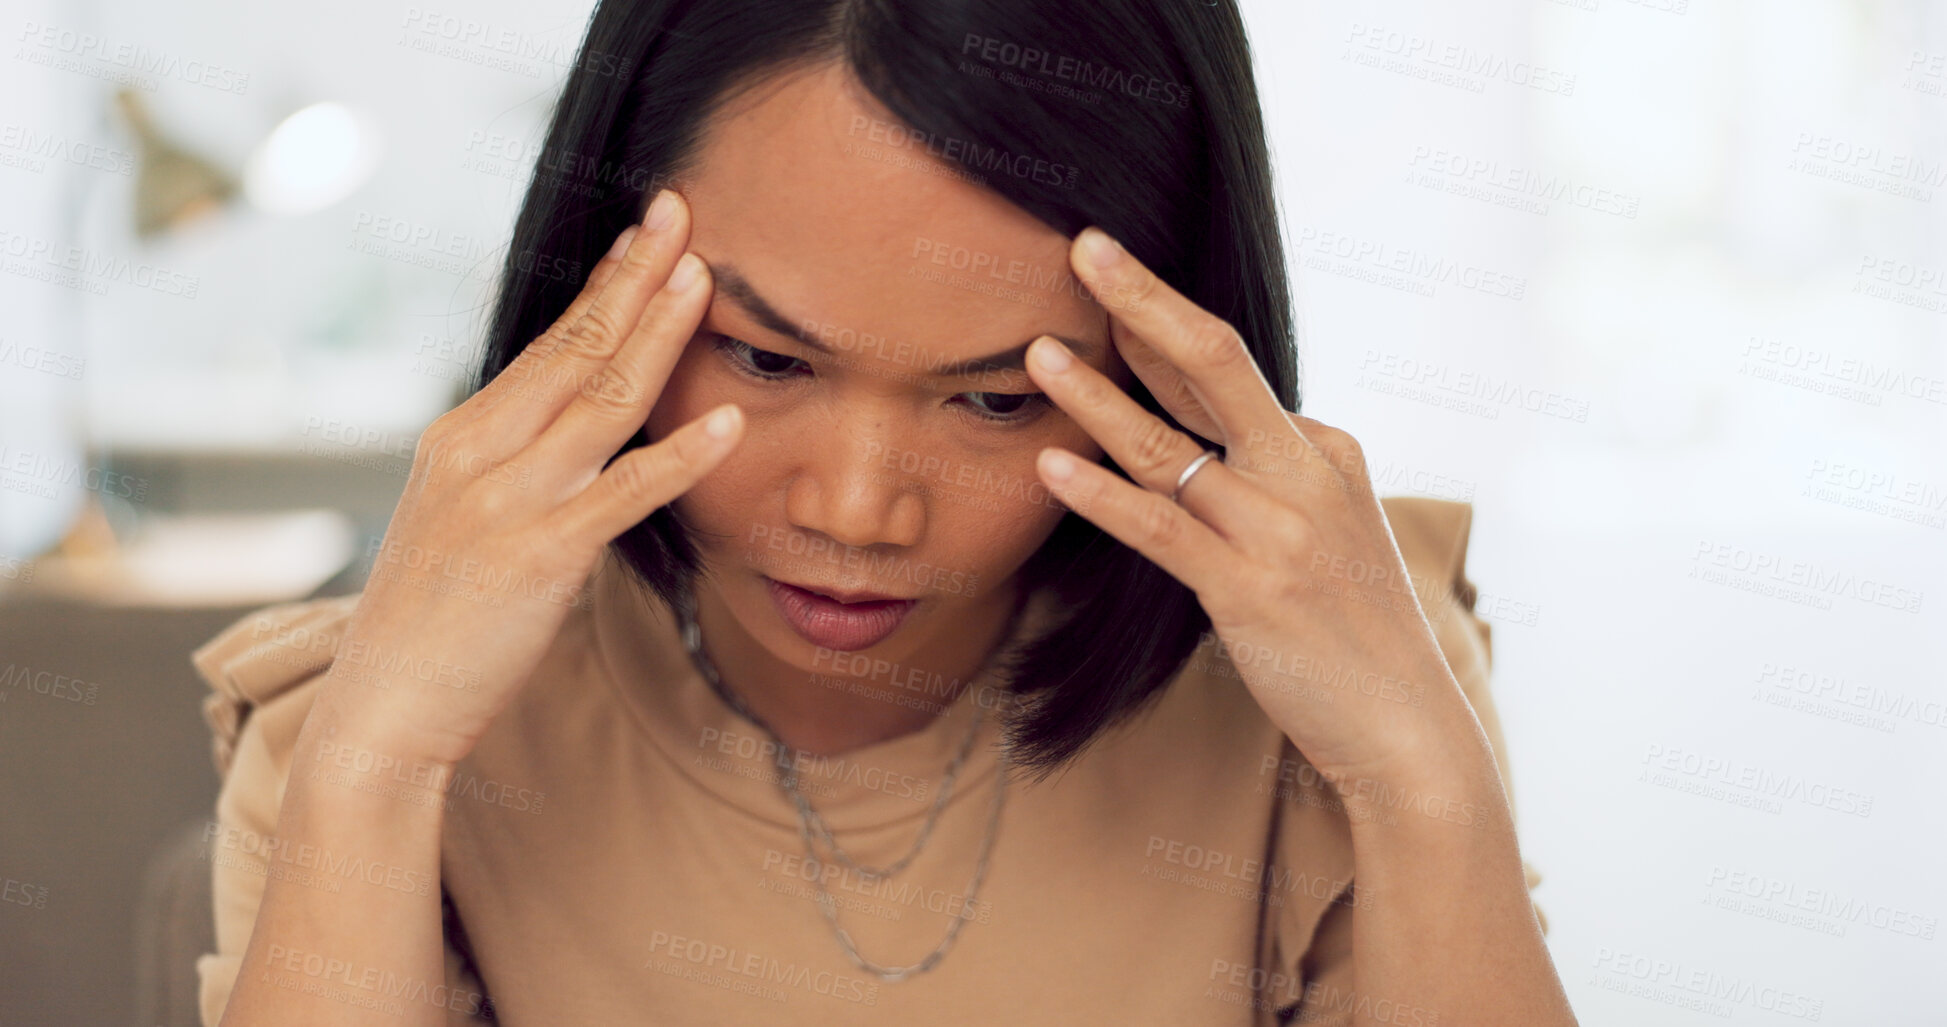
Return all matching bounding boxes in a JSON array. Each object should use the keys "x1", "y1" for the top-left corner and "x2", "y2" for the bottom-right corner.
[{"x1": 589, "y1": 550, "x2": 1068, "y2": 832}]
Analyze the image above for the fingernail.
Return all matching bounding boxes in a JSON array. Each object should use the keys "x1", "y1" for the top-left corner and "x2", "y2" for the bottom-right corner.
[
  {"x1": 606, "y1": 225, "x2": 638, "y2": 261},
  {"x1": 705, "y1": 404, "x2": 739, "y2": 439},
  {"x1": 1081, "y1": 227, "x2": 1124, "y2": 269},
  {"x1": 1031, "y1": 336, "x2": 1072, "y2": 372},
  {"x1": 645, "y1": 189, "x2": 677, "y2": 231},
  {"x1": 1042, "y1": 448, "x2": 1076, "y2": 482},
  {"x1": 668, "y1": 253, "x2": 702, "y2": 292}
]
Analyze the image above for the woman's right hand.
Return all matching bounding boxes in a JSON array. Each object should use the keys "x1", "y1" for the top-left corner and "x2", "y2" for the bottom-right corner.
[{"x1": 318, "y1": 188, "x2": 734, "y2": 768}]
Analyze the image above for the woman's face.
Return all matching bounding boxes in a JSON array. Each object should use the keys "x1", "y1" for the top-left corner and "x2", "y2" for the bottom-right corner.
[{"x1": 643, "y1": 60, "x2": 1132, "y2": 670}]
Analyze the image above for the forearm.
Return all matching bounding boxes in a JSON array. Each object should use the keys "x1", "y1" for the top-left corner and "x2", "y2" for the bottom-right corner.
[
  {"x1": 218, "y1": 677, "x2": 462, "y2": 1026},
  {"x1": 1326, "y1": 707, "x2": 1575, "y2": 1026}
]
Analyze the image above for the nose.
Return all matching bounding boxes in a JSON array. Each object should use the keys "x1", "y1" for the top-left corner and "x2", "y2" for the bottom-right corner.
[{"x1": 782, "y1": 411, "x2": 926, "y2": 551}]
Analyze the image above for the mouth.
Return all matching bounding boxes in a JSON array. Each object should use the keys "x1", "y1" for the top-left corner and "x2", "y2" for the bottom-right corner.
[
  {"x1": 765, "y1": 575, "x2": 916, "y2": 605},
  {"x1": 762, "y1": 575, "x2": 919, "y2": 651}
]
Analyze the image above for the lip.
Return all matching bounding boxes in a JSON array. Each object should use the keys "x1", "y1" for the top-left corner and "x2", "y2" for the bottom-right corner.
[
  {"x1": 764, "y1": 575, "x2": 918, "y2": 651},
  {"x1": 771, "y1": 577, "x2": 915, "y2": 605}
]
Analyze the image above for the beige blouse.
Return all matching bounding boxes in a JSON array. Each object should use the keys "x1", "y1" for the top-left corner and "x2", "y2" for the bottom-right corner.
[{"x1": 191, "y1": 496, "x2": 1543, "y2": 1026}]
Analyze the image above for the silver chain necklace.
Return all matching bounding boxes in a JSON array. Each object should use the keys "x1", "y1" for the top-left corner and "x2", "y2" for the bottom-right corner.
[{"x1": 670, "y1": 588, "x2": 1017, "y2": 981}]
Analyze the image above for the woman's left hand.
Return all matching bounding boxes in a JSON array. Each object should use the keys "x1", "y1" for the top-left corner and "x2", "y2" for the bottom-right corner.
[{"x1": 1024, "y1": 226, "x2": 1477, "y2": 785}]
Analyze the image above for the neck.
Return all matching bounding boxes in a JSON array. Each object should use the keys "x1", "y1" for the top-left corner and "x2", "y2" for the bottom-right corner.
[{"x1": 688, "y1": 575, "x2": 1023, "y2": 759}]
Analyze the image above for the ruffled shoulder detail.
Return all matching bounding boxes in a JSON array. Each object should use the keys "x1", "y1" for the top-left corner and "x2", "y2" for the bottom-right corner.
[{"x1": 188, "y1": 592, "x2": 362, "y2": 778}]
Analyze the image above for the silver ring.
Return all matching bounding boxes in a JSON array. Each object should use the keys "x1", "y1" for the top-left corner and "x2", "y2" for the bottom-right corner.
[{"x1": 1169, "y1": 449, "x2": 1220, "y2": 504}]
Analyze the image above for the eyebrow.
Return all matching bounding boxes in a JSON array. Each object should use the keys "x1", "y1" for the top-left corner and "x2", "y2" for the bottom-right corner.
[{"x1": 708, "y1": 262, "x2": 1099, "y2": 380}]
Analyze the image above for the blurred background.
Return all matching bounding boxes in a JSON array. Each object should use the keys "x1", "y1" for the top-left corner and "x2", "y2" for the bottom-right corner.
[{"x1": 1, "y1": 0, "x2": 1940, "y2": 1023}]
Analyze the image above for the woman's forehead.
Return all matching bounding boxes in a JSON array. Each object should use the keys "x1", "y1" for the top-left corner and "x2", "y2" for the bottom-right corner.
[{"x1": 676, "y1": 61, "x2": 1110, "y2": 375}]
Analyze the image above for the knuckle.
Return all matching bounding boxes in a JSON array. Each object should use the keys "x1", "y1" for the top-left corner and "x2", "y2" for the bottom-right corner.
[
  {"x1": 1127, "y1": 416, "x2": 1183, "y2": 479},
  {"x1": 469, "y1": 477, "x2": 517, "y2": 518},
  {"x1": 562, "y1": 308, "x2": 621, "y2": 358},
  {"x1": 1179, "y1": 317, "x2": 1247, "y2": 370},
  {"x1": 1117, "y1": 265, "x2": 1162, "y2": 312},
  {"x1": 574, "y1": 368, "x2": 642, "y2": 418},
  {"x1": 413, "y1": 415, "x2": 466, "y2": 466},
  {"x1": 1067, "y1": 365, "x2": 1115, "y2": 409},
  {"x1": 605, "y1": 450, "x2": 662, "y2": 503},
  {"x1": 1135, "y1": 495, "x2": 1185, "y2": 549},
  {"x1": 1318, "y1": 426, "x2": 1367, "y2": 475},
  {"x1": 1270, "y1": 510, "x2": 1318, "y2": 561},
  {"x1": 525, "y1": 326, "x2": 570, "y2": 363}
]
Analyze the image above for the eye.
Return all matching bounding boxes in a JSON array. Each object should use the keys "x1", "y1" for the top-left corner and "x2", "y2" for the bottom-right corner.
[
  {"x1": 954, "y1": 390, "x2": 1052, "y2": 425},
  {"x1": 711, "y1": 335, "x2": 808, "y2": 380},
  {"x1": 711, "y1": 333, "x2": 1051, "y2": 426}
]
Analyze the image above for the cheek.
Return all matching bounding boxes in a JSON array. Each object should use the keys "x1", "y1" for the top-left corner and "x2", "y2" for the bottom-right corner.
[
  {"x1": 643, "y1": 342, "x2": 713, "y2": 442},
  {"x1": 922, "y1": 455, "x2": 1073, "y2": 574},
  {"x1": 645, "y1": 345, "x2": 763, "y2": 548}
]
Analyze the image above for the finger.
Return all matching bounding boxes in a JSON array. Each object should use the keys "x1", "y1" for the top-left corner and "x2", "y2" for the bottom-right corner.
[
  {"x1": 550, "y1": 402, "x2": 743, "y2": 549},
  {"x1": 1068, "y1": 227, "x2": 1289, "y2": 450},
  {"x1": 1107, "y1": 318, "x2": 1223, "y2": 442},
  {"x1": 453, "y1": 225, "x2": 635, "y2": 435},
  {"x1": 478, "y1": 191, "x2": 691, "y2": 436},
  {"x1": 521, "y1": 251, "x2": 713, "y2": 485},
  {"x1": 1026, "y1": 335, "x2": 1283, "y2": 541},
  {"x1": 1035, "y1": 446, "x2": 1244, "y2": 604},
  {"x1": 1288, "y1": 413, "x2": 1368, "y2": 480}
]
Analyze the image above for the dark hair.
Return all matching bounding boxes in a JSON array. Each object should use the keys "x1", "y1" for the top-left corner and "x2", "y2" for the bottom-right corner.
[{"x1": 474, "y1": 0, "x2": 1298, "y2": 781}]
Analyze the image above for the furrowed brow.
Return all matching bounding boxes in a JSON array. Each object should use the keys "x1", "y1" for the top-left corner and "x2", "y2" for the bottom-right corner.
[{"x1": 710, "y1": 262, "x2": 1098, "y2": 380}]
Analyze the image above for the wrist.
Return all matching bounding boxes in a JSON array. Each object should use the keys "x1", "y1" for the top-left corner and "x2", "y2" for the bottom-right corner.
[
  {"x1": 1306, "y1": 703, "x2": 1509, "y2": 832},
  {"x1": 306, "y1": 673, "x2": 471, "y2": 772}
]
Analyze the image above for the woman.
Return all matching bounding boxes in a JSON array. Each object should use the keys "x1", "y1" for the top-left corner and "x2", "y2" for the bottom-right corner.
[{"x1": 193, "y1": 0, "x2": 1574, "y2": 1023}]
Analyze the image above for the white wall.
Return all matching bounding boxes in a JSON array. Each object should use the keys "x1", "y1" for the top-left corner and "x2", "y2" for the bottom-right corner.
[{"x1": 1248, "y1": 1, "x2": 1946, "y2": 1023}]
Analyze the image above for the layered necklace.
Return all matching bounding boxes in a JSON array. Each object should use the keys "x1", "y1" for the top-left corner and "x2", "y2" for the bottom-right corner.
[{"x1": 669, "y1": 587, "x2": 1025, "y2": 982}]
